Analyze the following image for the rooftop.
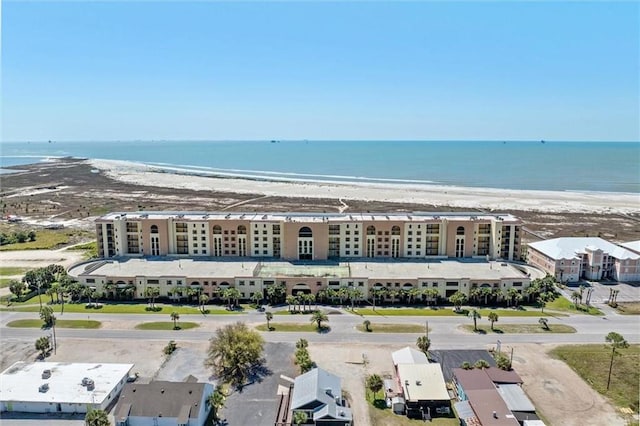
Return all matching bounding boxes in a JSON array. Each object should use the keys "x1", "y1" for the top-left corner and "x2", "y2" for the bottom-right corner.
[
  {"x1": 69, "y1": 258, "x2": 531, "y2": 282},
  {"x1": 620, "y1": 240, "x2": 640, "y2": 254},
  {"x1": 97, "y1": 211, "x2": 521, "y2": 224},
  {"x1": 115, "y1": 381, "x2": 211, "y2": 421},
  {"x1": 0, "y1": 362, "x2": 133, "y2": 406},
  {"x1": 290, "y1": 368, "x2": 352, "y2": 422},
  {"x1": 465, "y1": 389, "x2": 520, "y2": 426},
  {"x1": 496, "y1": 384, "x2": 535, "y2": 412},
  {"x1": 528, "y1": 237, "x2": 640, "y2": 261},
  {"x1": 391, "y1": 347, "x2": 428, "y2": 366},
  {"x1": 396, "y1": 363, "x2": 449, "y2": 402}
]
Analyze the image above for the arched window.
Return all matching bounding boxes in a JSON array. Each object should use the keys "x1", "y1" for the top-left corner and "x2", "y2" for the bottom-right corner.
[
  {"x1": 367, "y1": 226, "x2": 376, "y2": 236},
  {"x1": 150, "y1": 225, "x2": 158, "y2": 234},
  {"x1": 299, "y1": 227, "x2": 313, "y2": 238},
  {"x1": 457, "y1": 226, "x2": 465, "y2": 235},
  {"x1": 392, "y1": 226, "x2": 401, "y2": 236},
  {"x1": 213, "y1": 225, "x2": 222, "y2": 234},
  {"x1": 237, "y1": 225, "x2": 247, "y2": 235}
]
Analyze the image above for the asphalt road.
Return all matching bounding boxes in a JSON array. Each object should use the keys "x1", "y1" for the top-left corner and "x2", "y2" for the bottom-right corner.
[{"x1": 1, "y1": 304, "x2": 638, "y2": 348}]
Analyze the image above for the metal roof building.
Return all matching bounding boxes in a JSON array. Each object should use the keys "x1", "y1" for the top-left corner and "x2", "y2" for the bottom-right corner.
[{"x1": 0, "y1": 362, "x2": 132, "y2": 414}]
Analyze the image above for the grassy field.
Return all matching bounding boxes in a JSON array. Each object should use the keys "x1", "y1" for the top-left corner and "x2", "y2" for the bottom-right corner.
[
  {"x1": 352, "y1": 307, "x2": 559, "y2": 317},
  {"x1": 7, "y1": 319, "x2": 102, "y2": 329},
  {"x1": 615, "y1": 302, "x2": 640, "y2": 315},
  {"x1": 550, "y1": 344, "x2": 640, "y2": 414},
  {"x1": 0, "y1": 266, "x2": 31, "y2": 276},
  {"x1": 3, "y1": 301, "x2": 240, "y2": 315},
  {"x1": 134, "y1": 321, "x2": 200, "y2": 330},
  {"x1": 366, "y1": 390, "x2": 458, "y2": 426},
  {"x1": 255, "y1": 323, "x2": 327, "y2": 332},
  {"x1": 0, "y1": 278, "x2": 14, "y2": 288},
  {"x1": 546, "y1": 296, "x2": 603, "y2": 315},
  {"x1": 460, "y1": 323, "x2": 576, "y2": 334},
  {"x1": 356, "y1": 323, "x2": 431, "y2": 333},
  {"x1": 0, "y1": 229, "x2": 71, "y2": 251}
]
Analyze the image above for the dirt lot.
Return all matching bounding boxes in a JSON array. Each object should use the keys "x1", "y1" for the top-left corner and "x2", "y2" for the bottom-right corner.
[{"x1": 510, "y1": 343, "x2": 626, "y2": 426}]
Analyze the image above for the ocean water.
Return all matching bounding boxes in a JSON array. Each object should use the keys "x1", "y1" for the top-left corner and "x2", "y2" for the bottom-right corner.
[{"x1": 1, "y1": 140, "x2": 639, "y2": 193}]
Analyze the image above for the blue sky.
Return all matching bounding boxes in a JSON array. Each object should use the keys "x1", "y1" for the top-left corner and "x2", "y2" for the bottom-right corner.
[{"x1": 2, "y1": 1, "x2": 638, "y2": 141}]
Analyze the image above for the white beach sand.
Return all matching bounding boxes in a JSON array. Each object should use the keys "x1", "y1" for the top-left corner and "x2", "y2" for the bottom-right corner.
[{"x1": 89, "y1": 159, "x2": 639, "y2": 214}]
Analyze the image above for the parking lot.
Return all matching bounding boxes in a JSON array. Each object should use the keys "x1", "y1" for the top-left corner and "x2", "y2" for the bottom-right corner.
[{"x1": 565, "y1": 280, "x2": 640, "y2": 304}]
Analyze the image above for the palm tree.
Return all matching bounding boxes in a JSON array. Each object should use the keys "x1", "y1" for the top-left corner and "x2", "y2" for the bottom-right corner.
[
  {"x1": 366, "y1": 374, "x2": 384, "y2": 399},
  {"x1": 388, "y1": 289, "x2": 399, "y2": 305},
  {"x1": 605, "y1": 332, "x2": 629, "y2": 390},
  {"x1": 538, "y1": 317, "x2": 549, "y2": 330},
  {"x1": 286, "y1": 295, "x2": 297, "y2": 313},
  {"x1": 251, "y1": 292, "x2": 262, "y2": 307},
  {"x1": 506, "y1": 287, "x2": 520, "y2": 307},
  {"x1": 199, "y1": 294, "x2": 209, "y2": 312},
  {"x1": 469, "y1": 287, "x2": 482, "y2": 305},
  {"x1": 537, "y1": 295, "x2": 547, "y2": 313},
  {"x1": 310, "y1": 310, "x2": 328, "y2": 330},
  {"x1": 208, "y1": 386, "x2": 226, "y2": 422},
  {"x1": 487, "y1": 312, "x2": 499, "y2": 331},
  {"x1": 449, "y1": 291, "x2": 467, "y2": 312},
  {"x1": 468, "y1": 309, "x2": 481, "y2": 331},
  {"x1": 170, "y1": 311, "x2": 180, "y2": 329},
  {"x1": 571, "y1": 291, "x2": 581, "y2": 307},
  {"x1": 461, "y1": 361, "x2": 473, "y2": 370},
  {"x1": 35, "y1": 336, "x2": 50, "y2": 359},
  {"x1": 40, "y1": 306, "x2": 55, "y2": 327},
  {"x1": 363, "y1": 319, "x2": 371, "y2": 332},
  {"x1": 481, "y1": 287, "x2": 493, "y2": 305},
  {"x1": 265, "y1": 311, "x2": 273, "y2": 330},
  {"x1": 221, "y1": 287, "x2": 241, "y2": 309},
  {"x1": 296, "y1": 338, "x2": 308, "y2": 349},
  {"x1": 145, "y1": 287, "x2": 160, "y2": 309},
  {"x1": 8, "y1": 280, "x2": 26, "y2": 300},
  {"x1": 423, "y1": 288, "x2": 439, "y2": 306},
  {"x1": 474, "y1": 359, "x2": 490, "y2": 369},
  {"x1": 416, "y1": 335, "x2": 431, "y2": 356},
  {"x1": 84, "y1": 409, "x2": 110, "y2": 426}
]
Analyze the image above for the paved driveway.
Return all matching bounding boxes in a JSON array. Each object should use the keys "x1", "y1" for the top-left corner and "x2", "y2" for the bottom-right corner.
[{"x1": 222, "y1": 342, "x2": 297, "y2": 426}]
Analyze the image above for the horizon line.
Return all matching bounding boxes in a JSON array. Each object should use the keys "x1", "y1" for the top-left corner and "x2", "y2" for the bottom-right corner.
[{"x1": 2, "y1": 139, "x2": 639, "y2": 144}]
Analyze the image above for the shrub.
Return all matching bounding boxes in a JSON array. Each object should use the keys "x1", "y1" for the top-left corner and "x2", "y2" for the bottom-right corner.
[{"x1": 163, "y1": 340, "x2": 177, "y2": 355}]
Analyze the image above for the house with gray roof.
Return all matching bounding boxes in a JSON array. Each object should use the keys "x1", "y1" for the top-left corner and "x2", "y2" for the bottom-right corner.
[
  {"x1": 113, "y1": 380, "x2": 214, "y2": 426},
  {"x1": 290, "y1": 368, "x2": 352, "y2": 426}
]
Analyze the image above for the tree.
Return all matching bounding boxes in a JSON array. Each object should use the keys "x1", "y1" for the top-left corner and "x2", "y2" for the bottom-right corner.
[
  {"x1": 487, "y1": 312, "x2": 499, "y2": 331},
  {"x1": 293, "y1": 411, "x2": 308, "y2": 426},
  {"x1": 461, "y1": 361, "x2": 473, "y2": 370},
  {"x1": 296, "y1": 339, "x2": 309, "y2": 350},
  {"x1": 286, "y1": 295, "x2": 297, "y2": 313},
  {"x1": 84, "y1": 409, "x2": 110, "y2": 426},
  {"x1": 199, "y1": 294, "x2": 209, "y2": 312},
  {"x1": 205, "y1": 322, "x2": 264, "y2": 388},
  {"x1": 251, "y1": 291, "x2": 262, "y2": 307},
  {"x1": 366, "y1": 374, "x2": 384, "y2": 399},
  {"x1": 8, "y1": 280, "x2": 26, "y2": 299},
  {"x1": 222, "y1": 287, "x2": 241, "y2": 309},
  {"x1": 294, "y1": 347, "x2": 314, "y2": 374},
  {"x1": 40, "y1": 306, "x2": 55, "y2": 327},
  {"x1": 537, "y1": 295, "x2": 547, "y2": 313},
  {"x1": 170, "y1": 311, "x2": 180, "y2": 330},
  {"x1": 449, "y1": 291, "x2": 468, "y2": 312},
  {"x1": 571, "y1": 291, "x2": 581, "y2": 307},
  {"x1": 310, "y1": 310, "x2": 328, "y2": 330},
  {"x1": 265, "y1": 311, "x2": 273, "y2": 330},
  {"x1": 145, "y1": 286, "x2": 160, "y2": 309},
  {"x1": 208, "y1": 385, "x2": 226, "y2": 423},
  {"x1": 605, "y1": 332, "x2": 629, "y2": 390},
  {"x1": 474, "y1": 359, "x2": 490, "y2": 369},
  {"x1": 363, "y1": 319, "x2": 371, "y2": 332},
  {"x1": 35, "y1": 336, "x2": 50, "y2": 359},
  {"x1": 468, "y1": 309, "x2": 481, "y2": 331},
  {"x1": 538, "y1": 317, "x2": 549, "y2": 330},
  {"x1": 416, "y1": 335, "x2": 431, "y2": 356}
]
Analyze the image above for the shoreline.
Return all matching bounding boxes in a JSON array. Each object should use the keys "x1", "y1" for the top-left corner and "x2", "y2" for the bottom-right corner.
[{"x1": 88, "y1": 158, "x2": 640, "y2": 214}]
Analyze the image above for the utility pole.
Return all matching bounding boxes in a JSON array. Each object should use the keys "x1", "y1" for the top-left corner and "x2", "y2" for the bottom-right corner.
[
  {"x1": 425, "y1": 321, "x2": 429, "y2": 340},
  {"x1": 51, "y1": 315, "x2": 57, "y2": 354}
]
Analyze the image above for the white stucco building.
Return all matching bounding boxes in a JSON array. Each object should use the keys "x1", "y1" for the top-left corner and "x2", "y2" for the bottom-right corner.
[{"x1": 0, "y1": 362, "x2": 133, "y2": 414}]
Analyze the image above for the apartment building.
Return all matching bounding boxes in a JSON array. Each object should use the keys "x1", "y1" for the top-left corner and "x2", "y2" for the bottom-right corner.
[
  {"x1": 527, "y1": 237, "x2": 640, "y2": 283},
  {"x1": 69, "y1": 212, "x2": 533, "y2": 301},
  {"x1": 95, "y1": 212, "x2": 522, "y2": 261}
]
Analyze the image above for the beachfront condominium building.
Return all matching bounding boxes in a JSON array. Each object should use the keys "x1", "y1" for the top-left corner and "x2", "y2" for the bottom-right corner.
[
  {"x1": 95, "y1": 212, "x2": 522, "y2": 261},
  {"x1": 527, "y1": 237, "x2": 640, "y2": 283},
  {"x1": 70, "y1": 212, "x2": 533, "y2": 302}
]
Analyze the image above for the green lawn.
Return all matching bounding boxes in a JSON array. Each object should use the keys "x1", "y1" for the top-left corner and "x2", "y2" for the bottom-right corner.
[
  {"x1": 546, "y1": 296, "x2": 603, "y2": 315},
  {"x1": 550, "y1": 344, "x2": 639, "y2": 414},
  {"x1": 460, "y1": 323, "x2": 576, "y2": 334},
  {"x1": 134, "y1": 321, "x2": 199, "y2": 330},
  {"x1": 0, "y1": 266, "x2": 31, "y2": 276},
  {"x1": 255, "y1": 323, "x2": 328, "y2": 332},
  {"x1": 366, "y1": 390, "x2": 458, "y2": 426},
  {"x1": 0, "y1": 278, "x2": 14, "y2": 288},
  {"x1": 0, "y1": 229, "x2": 71, "y2": 251},
  {"x1": 2, "y1": 301, "x2": 239, "y2": 315},
  {"x1": 352, "y1": 307, "x2": 558, "y2": 317},
  {"x1": 7, "y1": 319, "x2": 102, "y2": 329},
  {"x1": 356, "y1": 323, "x2": 431, "y2": 333}
]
